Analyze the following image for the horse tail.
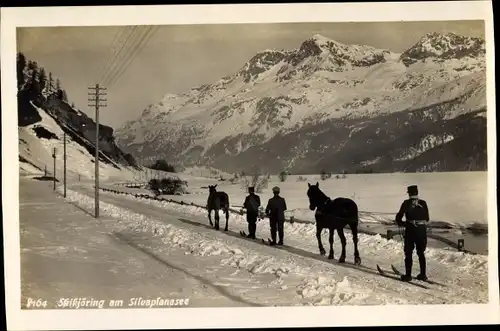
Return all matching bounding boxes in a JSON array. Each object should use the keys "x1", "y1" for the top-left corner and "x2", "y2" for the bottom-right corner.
[
  {"x1": 351, "y1": 199, "x2": 360, "y2": 224},
  {"x1": 223, "y1": 192, "x2": 230, "y2": 210}
]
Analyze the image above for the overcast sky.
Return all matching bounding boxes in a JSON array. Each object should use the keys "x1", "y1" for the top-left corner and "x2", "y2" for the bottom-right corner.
[{"x1": 17, "y1": 20, "x2": 484, "y2": 128}]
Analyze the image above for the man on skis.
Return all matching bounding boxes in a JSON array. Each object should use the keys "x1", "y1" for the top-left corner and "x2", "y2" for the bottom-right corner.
[
  {"x1": 243, "y1": 186, "x2": 261, "y2": 239},
  {"x1": 395, "y1": 185, "x2": 430, "y2": 282},
  {"x1": 265, "y1": 186, "x2": 287, "y2": 246}
]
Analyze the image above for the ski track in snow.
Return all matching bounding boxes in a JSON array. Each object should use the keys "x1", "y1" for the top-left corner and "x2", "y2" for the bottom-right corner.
[{"x1": 60, "y1": 184, "x2": 488, "y2": 305}]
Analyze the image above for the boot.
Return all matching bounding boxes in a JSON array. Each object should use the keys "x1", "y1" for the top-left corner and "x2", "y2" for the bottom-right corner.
[
  {"x1": 250, "y1": 222, "x2": 256, "y2": 238},
  {"x1": 417, "y1": 256, "x2": 427, "y2": 281},
  {"x1": 417, "y1": 252, "x2": 427, "y2": 280},
  {"x1": 416, "y1": 274, "x2": 428, "y2": 281},
  {"x1": 270, "y1": 229, "x2": 277, "y2": 245},
  {"x1": 401, "y1": 274, "x2": 412, "y2": 282},
  {"x1": 278, "y1": 226, "x2": 284, "y2": 245},
  {"x1": 404, "y1": 256, "x2": 412, "y2": 278}
]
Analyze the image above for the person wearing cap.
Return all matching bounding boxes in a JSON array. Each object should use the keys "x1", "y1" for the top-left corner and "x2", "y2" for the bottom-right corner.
[
  {"x1": 395, "y1": 185, "x2": 430, "y2": 282},
  {"x1": 243, "y1": 187, "x2": 261, "y2": 239},
  {"x1": 265, "y1": 186, "x2": 288, "y2": 245}
]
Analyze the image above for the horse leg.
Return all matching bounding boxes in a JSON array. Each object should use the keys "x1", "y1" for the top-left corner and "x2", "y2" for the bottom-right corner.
[
  {"x1": 224, "y1": 208, "x2": 229, "y2": 231},
  {"x1": 350, "y1": 222, "x2": 361, "y2": 265},
  {"x1": 316, "y1": 225, "x2": 326, "y2": 256},
  {"x1": 337, "y1": 227, "x2": 347, "y2": 263},
  {"x1": 214, "y1": 209, "x2": 220, "y2": 230},
  {"x1": 208, "y1": 209, "x2": 213, "y2": 227},
  {"x1": 328, "y1": 228, "x2": 335, "y2": 260}
]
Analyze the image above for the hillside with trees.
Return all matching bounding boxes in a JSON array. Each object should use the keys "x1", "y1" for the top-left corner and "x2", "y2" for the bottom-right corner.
[{"x1": 17, "y1": 52, "x2": 137, "y2": 169}]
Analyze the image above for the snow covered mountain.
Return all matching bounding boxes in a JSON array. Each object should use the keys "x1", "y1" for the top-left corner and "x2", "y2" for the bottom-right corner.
[{"x1": 115, "y1": 32, "x2": 487, "y2": 174}]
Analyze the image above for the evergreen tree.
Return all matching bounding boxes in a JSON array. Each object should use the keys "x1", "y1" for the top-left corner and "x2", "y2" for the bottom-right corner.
[
  {"x1": 28, "y1": 71, "x2": 41, "y2": 98},
  {"x1": 56, "y1": 78, "x2": 61, "y2": 90},
  {"x1": 39, "y1": 67, "x2": 47, "y2": 92},
  {"x1": 61, "y1": 89, "x2": 68, "y2": 102},
  {"x1": 48, "y1": 72, "x2": 54, "y2": 92},
  {"x1": 27, "y1": 60, "x2": 37, "y2": 71},
  {"x1": 17, "y1": 52, "x2": 27, "y2": 89}
]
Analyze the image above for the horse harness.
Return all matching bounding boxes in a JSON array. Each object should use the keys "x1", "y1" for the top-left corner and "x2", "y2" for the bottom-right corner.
[
  {"x1": 314, "y1": 197, "x2": 332, "y2": 215},
  {"x1": 315, "y1": 197, "x2": 354, "y2": 222}
]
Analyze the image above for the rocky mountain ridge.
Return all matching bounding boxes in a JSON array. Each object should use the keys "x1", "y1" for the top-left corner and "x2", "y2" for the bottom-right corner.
[{"x1": 115, "y1": 32, "x2": 487, "y2": 174}]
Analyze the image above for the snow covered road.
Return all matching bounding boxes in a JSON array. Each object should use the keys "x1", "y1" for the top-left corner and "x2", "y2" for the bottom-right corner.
[
  {"x1": 61, "y1": 181, "x2": 489, "y2": 306},
  {"x1": 20, "y1": 179, "x2": 268, "y2": 308}
]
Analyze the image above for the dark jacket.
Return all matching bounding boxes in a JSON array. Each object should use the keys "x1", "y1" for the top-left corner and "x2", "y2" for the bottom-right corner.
[
  {"x1": 395, "y1": 198, "x2": 430, "y2": 226},
  {"x1": 265, "y1": 195, "x2": 287, "y2": 221},
  {"x1": 244, "y1": 193, "x2": 261, "y2": 214}
]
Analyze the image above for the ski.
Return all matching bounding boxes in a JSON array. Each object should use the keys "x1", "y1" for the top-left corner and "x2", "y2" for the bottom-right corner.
[
  {"x1": 261, "y1": 238, "x2": 283, "y2": 247},
  {"x1": 239, "y1": 231, "x2": 282, "y2": 248},
  {"x1": 390, "y1": 265, "x2": 447, "y2": 287},
  {"x1": 390, "y1": 264, "x2": 402, "y2": 275},
  {"x1": 376, "y1": 265, "x2": 430, "y2": 289},
  {"x1": 261, "y1": 238, "x2": 273, "y2": 245},
  {"x1": 240, "y1": 230, "x2": 256, "y2": 239}
]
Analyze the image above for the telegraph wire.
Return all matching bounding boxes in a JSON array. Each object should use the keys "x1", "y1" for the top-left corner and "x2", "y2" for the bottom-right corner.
[
  {"x1": 99, "y1": 26, "x2": 140, "y2": 85},
  {"x1": 105, "y1": 26, "x2": 159, "y2": 88},
  {"x1": 99, "y1": 26, "x2": 146, "y2": 86},
  {"x1": 99, "y1": 26, "x2": 142, "y2": 85},
  {"x1": 96, "y1": 26, "x2": 132, "y2": 84}
]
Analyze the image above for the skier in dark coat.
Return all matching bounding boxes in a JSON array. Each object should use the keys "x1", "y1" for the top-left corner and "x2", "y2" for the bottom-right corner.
[
  {"x1": 243, "y1": 187, "x2": 261, "y2": 239},
  {"x1": 265, "y1": 186, "x2": 287, "y2": 245},
  {"x1": 395, "y1": 185, "x2": 430, "y2": 282}
]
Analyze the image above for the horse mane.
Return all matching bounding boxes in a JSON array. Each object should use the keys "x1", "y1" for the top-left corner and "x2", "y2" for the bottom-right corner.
[{"x1": 310, "y1": 184, "x2": 329, "y2": 203}]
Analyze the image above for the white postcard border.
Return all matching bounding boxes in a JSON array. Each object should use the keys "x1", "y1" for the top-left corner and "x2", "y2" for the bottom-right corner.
[{"x1": 1, "y1": 1, "x2": 498, "y2": 329}]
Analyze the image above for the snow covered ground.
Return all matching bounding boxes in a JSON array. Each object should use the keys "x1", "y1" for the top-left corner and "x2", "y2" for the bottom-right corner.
[
  {"x1": 19, "y1": 179, "x2": 265, "y2": 308},
  {"x1": 12, "y1": 164, "x2": 498, "y2": 329},
  {"x1": 38, "y1": 179, "x2": 486, "y2": 305}
]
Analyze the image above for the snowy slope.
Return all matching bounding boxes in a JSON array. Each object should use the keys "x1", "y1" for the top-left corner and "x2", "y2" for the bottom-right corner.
[
  {"x1": 116, "y1": 32, "x2": 487, "y2": 174},
  {"x1": 19, "y1": 102, "x2": 137, "y2": 181}
]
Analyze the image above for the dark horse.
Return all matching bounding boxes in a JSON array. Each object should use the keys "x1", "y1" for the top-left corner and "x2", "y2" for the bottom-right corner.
[
  {"x1": 306, "y1": 182, "x2": 361, "y2": 265},
  {"x1": 206, "y1": 184, "x2": 230, "y2": 231}
]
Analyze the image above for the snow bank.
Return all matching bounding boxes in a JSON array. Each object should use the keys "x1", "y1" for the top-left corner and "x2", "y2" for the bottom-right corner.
[{"x1": 296, "y1": 275, "x2": 408, "y2": 305}]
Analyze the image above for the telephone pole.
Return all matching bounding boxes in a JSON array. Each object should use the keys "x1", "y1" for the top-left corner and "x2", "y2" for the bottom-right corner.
[
  {"x1": 88, "y1": 84, "x2": 107, "y2": 218},
  {"x1": 63, "y1": 132, "x2": 67, "y2": 198},
  {"x1": 52, "y1": 147, "x2": 57, "y2": 191}
]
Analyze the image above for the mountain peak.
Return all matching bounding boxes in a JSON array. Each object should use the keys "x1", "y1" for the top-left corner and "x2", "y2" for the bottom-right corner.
[
  {"x1": 302, "y1": 33, "x2": 344, "y2": 52},
  {"x1": 400, "y1": 31, "x2": 485, "y2": 66},
  {"x1": 310, "y1": 33, "x2": 335, "y2": 44}
]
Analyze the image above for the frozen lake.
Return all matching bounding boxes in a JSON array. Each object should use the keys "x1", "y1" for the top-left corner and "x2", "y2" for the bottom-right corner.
[{"x1": 123, "y1": 171, "x2": 490, "y2": 229}]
